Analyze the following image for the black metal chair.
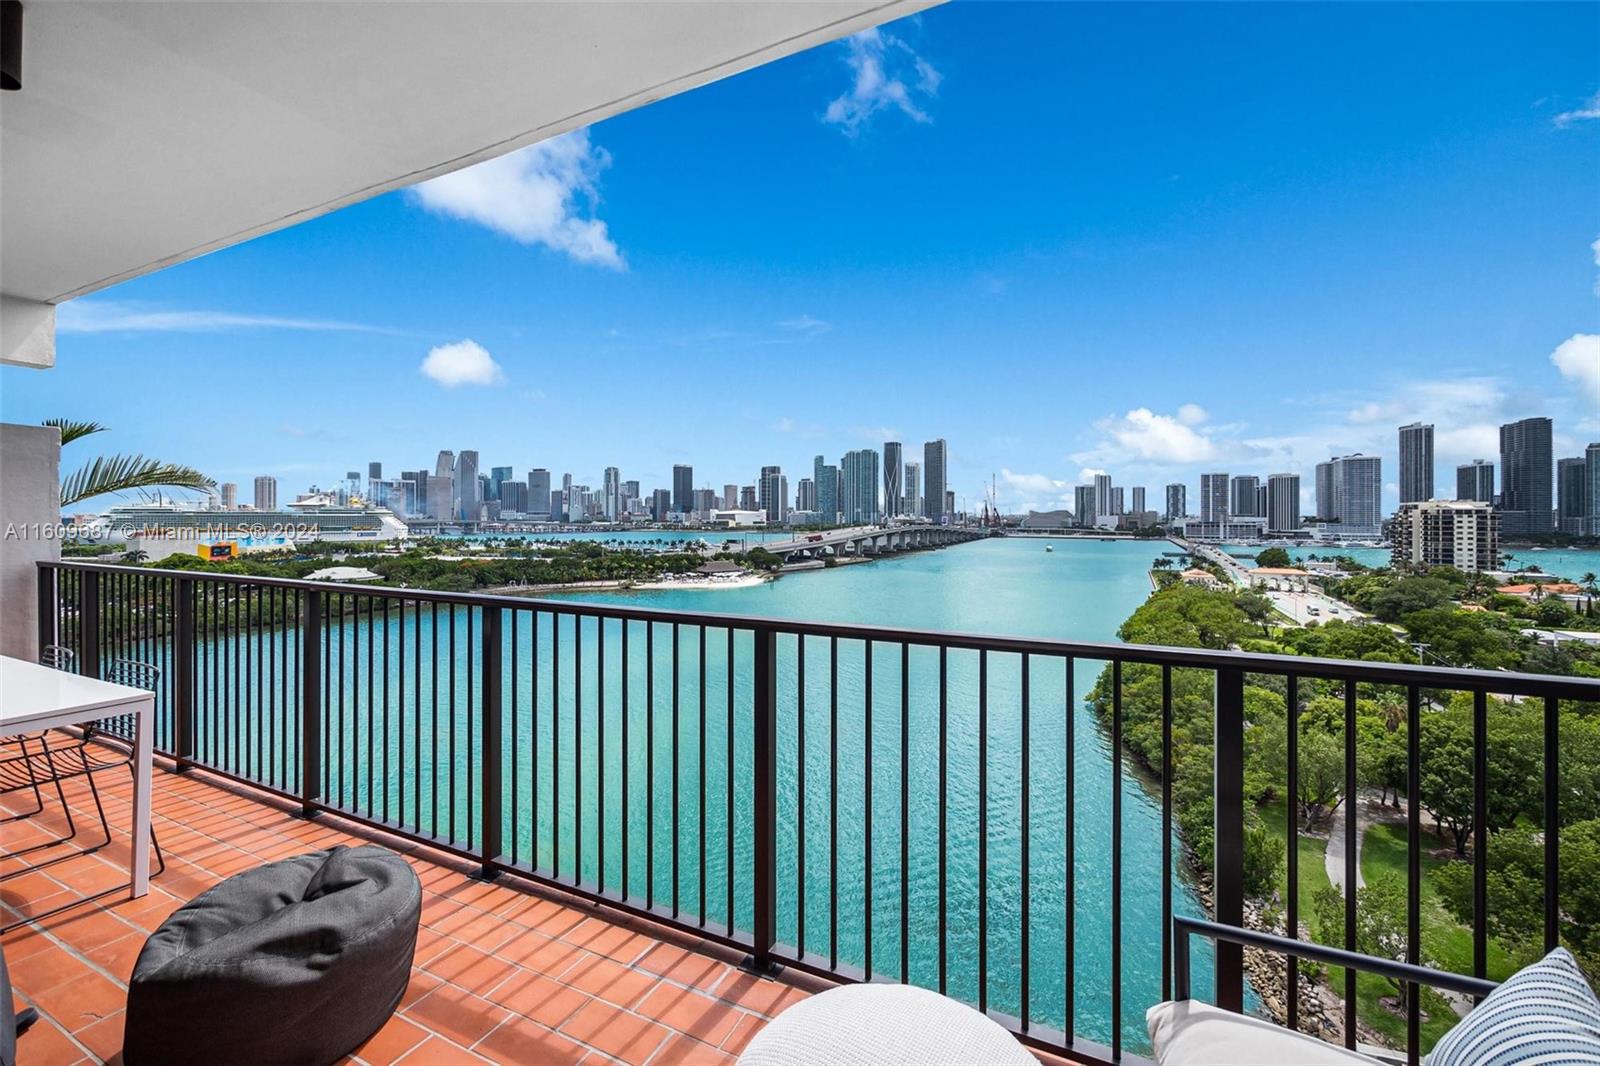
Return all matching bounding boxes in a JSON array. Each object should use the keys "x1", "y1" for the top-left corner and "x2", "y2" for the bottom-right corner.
[{"x1": 0, "y1": 646, "x2": 81, "y2": 850}]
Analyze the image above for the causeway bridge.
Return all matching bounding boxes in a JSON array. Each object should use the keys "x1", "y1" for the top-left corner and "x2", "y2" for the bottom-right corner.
[{"x1": 764, "y1": 524, "x2": 986, "y2": 563}]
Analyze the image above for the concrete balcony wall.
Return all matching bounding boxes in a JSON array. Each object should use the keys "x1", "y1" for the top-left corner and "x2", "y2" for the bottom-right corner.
[{"x1": 0, "y1": 422, "x2": 60, "y2": 659}]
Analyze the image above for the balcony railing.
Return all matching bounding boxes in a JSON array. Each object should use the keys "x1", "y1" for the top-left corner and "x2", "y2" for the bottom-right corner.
[{"x1": 35, "y1": 559, "x2": 1600, "y2": 1065}]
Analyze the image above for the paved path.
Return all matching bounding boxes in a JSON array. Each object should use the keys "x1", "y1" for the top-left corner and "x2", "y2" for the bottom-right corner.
[{"x1": 1325, "y1": 790, "x2": 1407, "y2": 894}]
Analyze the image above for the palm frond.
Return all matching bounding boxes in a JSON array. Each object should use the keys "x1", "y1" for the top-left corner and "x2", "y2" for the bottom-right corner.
[
  {"x1": 61, "y1": 455, "x2": 216, "y2": 507},
  {"x1": 42, "y1": 418, "x2": 109, "y2": 447}
]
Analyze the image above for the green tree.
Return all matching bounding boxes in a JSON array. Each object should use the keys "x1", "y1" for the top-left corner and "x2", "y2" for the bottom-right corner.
[
  {"x1": 47, "y1": 419, "x2": 213, "y2": 506},
  {"x1": 1255, "y1": 547, "x2": 1292, "y2": 569}
]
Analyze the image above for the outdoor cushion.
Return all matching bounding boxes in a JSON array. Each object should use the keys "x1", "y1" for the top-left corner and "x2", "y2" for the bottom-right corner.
[
  {"x1": 737, "y1": 982, "x2": 1036, "y2": 1065},
  {"x1": 1425, "y1": 946, "x2": 1600, "y2": 1066},
  {"x1": 1146, "y1": 1000, "x2": 1381, "y2": 1066},
  {"x1": 122, "y1": 844, "x2": 421, "y2": 1066}
]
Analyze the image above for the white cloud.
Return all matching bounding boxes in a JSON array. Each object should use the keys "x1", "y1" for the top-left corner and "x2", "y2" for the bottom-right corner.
[
  {"x1": 57, "y1": 300, "x2": 390, "y2": 334},
  {"x1": 778, "y1": 315, "x2": 831, "y2": 333},
  {"x1": 1090, "y1": 407, "x2": 1219, "y2": 464},
  {"x1": 1591, "y1": 235, "x2": 1600, "y2": 297},
  {"x1": 1176, "y1": 403, "x2": 1208, "y2": 426},
  {"x1": 823, "y1": 28, "x2": 940, "y2": 135},
  {"x1": 1077, "y1": 467, "x2": 1108, "y2": 482},
  {"x1": 1554, "y1": 91, "x2": 1600, "y2": 128},
  {"x1": 409, "y1": 130, "x2": 623, "y2": 269},
  {"x1": 420, "y1": 339, "x2": 504, "y2": 387},
  {"x1": 1550, "y1": 333, "x2": 1600, "y2": 405}
]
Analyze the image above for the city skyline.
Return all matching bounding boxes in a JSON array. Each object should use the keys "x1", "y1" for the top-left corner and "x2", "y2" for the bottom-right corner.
[{"x1": 1, "y1": 4, "x2": 1596, "y2": 516}]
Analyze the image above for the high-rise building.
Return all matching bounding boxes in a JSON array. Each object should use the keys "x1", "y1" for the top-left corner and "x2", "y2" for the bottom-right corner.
[
  {"x1": 1164, "y1": 483, "x2": 1186, "y2": 521},
  {"x1": 1229, "y1": 476, "x2": 1260, "y2": 517},
  {"x1": 739, "y1": 485, "x2": 757, "y2": 511},
  {"x1": 923, "y1": 439, "x2": 948, "y2": 522},
  {"x1": 813, "y1": 455, "x2": 839, "y2": 524},
  {"x1": 253, "y1": 476, "x2": 277, "y2": 511},
  {"x1": 1266, "y1": 474, "x2": 1300, "y2": 534},
  {"x1": 1131, "y1": 486, "x2": 1146, "y2": 514},
  {"x1": 1588, "y1": 444, "x2": 1600, "y2": 537},
  {"x1": 527, "y1": 469, "x2": 551, "y2": 519},
  {"x1": 692, "y1": 488, "x2": 718, "y2": 518},
  {"x1": 489, "y1": 466, "x2": 514, "y2": 502},
  {"x1": 560, "y1": 473, "x2": 573, "y2": 522},
  {"x1": 1318, "y1": 454, "x2": 1383, "y2": 539},
  {"x1": 1200, "y1": 473, "x2": 1229, "y2": 523},
  {"x1": 1456, "y1": 460, "x2": 1495, "y2": 503},
  {"x1": 841, "y1": 449, "x2": 880, "y2": 524},
  {"x1": 723, "y1": 484, "x2": 739, "y2": 510},
  {"x1": 1315, "y1": 461, "x2": 1335, "y2": 519},
  {"x1": 883, "y1": 442, "x2": 903, "y2": 518},
  {"x1": 499, "y1": 481, "x2": 528, "y2": 513},
  {"x1": 1256, "y1": 483, "x2": 1267, "y2": 519},
  {"x1": 1499, "y1": 417, "x2": 1554, "y2": 535},
  {"x1": 797, "y1": 478, "x2": 817, "y2": 513},
  {"x1": 1557, "y1": 457, "x2": 1588, "y2": 536},
  {"x1": 603, "y1": 467, "x2": 621, "y2": 521},
  {"x1": 945, "y1": 489, "x2": 955, "y2": 517},
  {"x1": 453, "y1": 450, "x2": 480, "y2": 523},
  {"x1": 903, "y1": 462, "x2": 921, "y2": 518},
  {"x1": 435, "y1": 451, "x2": 454, "y2": 479},
  {"x1": 219, "y1": 483, "x2": 238, "y2": 510},
  {"x1": 368, "y1": 461, "x2": 383, "y2": 482},
  {"x1": 672, "y1": 465, "x2": 693, "y2": 515},
  {"x1": 429, "y1": 475, "x2": 453, "y2": 520},
  {"x1": 1398, "y1": 423, "x2": 1434, "y2": 504},
  {"x1": 758, "y1": 466, "x2": 788, "y2": 523},
  {"x1": 1390, "y1": 500, "x2": 1499, "y2": 573},
  {"x1": 1074, "y1": 485, "x2": 1096, "y2": 528},
  {"x1": 1093, "y1": 474, "x2": 1114, "y2": 521},
  {"x1": 1110, "y1": 486, "x2": 1125, "y2": 515},
  {"x1": 650, "y1": 489, "x2": 672, "y2": 522}
]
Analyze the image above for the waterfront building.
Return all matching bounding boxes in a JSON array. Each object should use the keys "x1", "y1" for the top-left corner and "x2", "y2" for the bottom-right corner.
[
  {"x1": 453, "y1": 450, "x2": 480, "y2": 523},
  {"x1": 1314, "y1": 461, "x2": 1334, "y2": 519},
  {"x1": 883, "y1": 441, "x2": 903, "y2": 518},
  {"x1": 650, "y1": 488, "x2": 671, "y2": 522},
  {"x1": 945, "y1": 489, "x2": 955, "y2": 518},
  {"x1": 813, "y1": 455, "x2": 839, "y2": 524},
  {"x1": 712, "y1": 509, "x2": 766, "y2": 528},
  {"x1": 603, "y1": 466, "x2": 621, "y2": 521},
  {"x1": 692, "y1": 488, "x2": 718, "y2": 519},
  {"x1": 1315, "y1": 454, "x2": 1383, "y2": 540},
  {"x1": 499, "y1": 480, "x2": 528, "y2": 514},
  {"x1": 1092, "y1": 473, "x2": 1114, "y2": 522},
  {"x1": 1110, "y1": 486, "x2": 1125, "y2": 515},
  {"x1": 428, "y1": 475, "x2": 453, "y2": 521},
  {"x1": 219, "y1": 482, "x2": 237, "y2": 510},
  {"x1": 1199, "y1": 473, "x2": 1229, "y2": 523},
  {"x1": 561, "y1": 473, "x2": 573, "y2": 522},
  {"x1": 723, "y1": 484, "x2": 739, "y2": 510},
  {"x1": 1182, "y1": 516, "x2": 1267, "y2": 542},
  {"x1": 758, "y1": 466, "x2": 788, "y2": 524},
  {"x1": 1266, "y1": 473, "x2": 1300, "y2": 534},
  {"x1": 903, "y1": 461, "x2": 921, "y2": 518},
  {"x1": 1588, "y1": 444, "x2": 1600, "y2": 536},
  {"x1": 1390, "y1": 499, "x2": 1499, "y2": 572},
  {"x1": 1131, "y1": 486, "x2": 1146, "y2": 514},
  {"x1": 672, "y1": 465, "x2": 693, "y2": 515},
  {"x1": 527, "y1": 469, "x2": 551, "y2": 519},
  {"x1": 1256, "y1": 483, "x2": 1267, "y2": 519},
  {"x1": 490, "y1": 466, "x2": 514, "y2": 502},
  {"x1": 739, "y1": 485, "x2": 757, "y2": 511},
  {"x1": 841, "y1": 449, "x2": 880, "y2": 524},
  {"x1": 435, "y1": 451, "x2": 454, "y2": 479},
  {"x1": 253, "y1": 475, "x2": 277, "y2": 511},
  {"x1": 1074, "y1": 485, "x2": 1096, "y2": 528},
  {"x1": 1164, "y1": 483, "x2": 1186, "y2": 522},
  {"x1": 1229, "y1": 475, "x2": 1260, "y2": 517},
  {"x1": 1557, "y1": 456, "x2": 1588, "y2": 536},
  {"x1": 1456, "y1": 460, "x2": 1495, "y2": 503},
  {"x1": 923, "y1": 439, "x2": 948, "y2": 522},
  {"x1": 797, "y1": 477, "x2": 816, "y2": 513},
  {"x1": 1499, "y1": 417, "x2": 1554, "y2": 535},
  {"x1": 1398, "y1": 422, "x2": 1434, "y2": 504}
]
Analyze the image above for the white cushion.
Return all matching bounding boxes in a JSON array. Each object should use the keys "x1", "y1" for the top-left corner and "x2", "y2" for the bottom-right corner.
[
  {"x1": 738, "y1": 983, "x2": 1036, "y2": 1066},
  {"x1": 1425, "y1": 947, "x2": 1600, "y2": 1066},
  {"x1": 1147, "y1": 1001, "x2": 1382, "y2": 1066}
]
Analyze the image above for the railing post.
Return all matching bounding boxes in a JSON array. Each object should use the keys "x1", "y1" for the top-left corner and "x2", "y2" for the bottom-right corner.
[
  {"x1": 35, "y1": 564, "x2": 56, "y2": 660},
  {"x1": 80, "y1": 569, "x2": 101, "y2": 678},
  {"x1": 300, "y1": 589, "x2": 322, "y2": 818},
  {"x1": 172, "y1": 576, "x2": 196, "y2": 770},
  {"x1": 480, "y1": 605, "x2": 503, "y2": 880},
  {"x1": 1213, "y1": 665, "x2": 1246, "y2": 1012},
  {"x1": 744, "y1": 625, "x2": 780, "y2": 976}
]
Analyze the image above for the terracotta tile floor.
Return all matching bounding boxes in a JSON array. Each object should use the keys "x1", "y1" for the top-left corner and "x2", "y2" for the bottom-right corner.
[{"x1": 0, "y1": 757, "x2": 827, "y2": 1065}]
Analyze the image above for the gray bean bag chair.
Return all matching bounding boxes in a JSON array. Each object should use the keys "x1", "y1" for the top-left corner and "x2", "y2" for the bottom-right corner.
[{"x1": 123, "y1": 844, "x2": 421, "y2": 1066}]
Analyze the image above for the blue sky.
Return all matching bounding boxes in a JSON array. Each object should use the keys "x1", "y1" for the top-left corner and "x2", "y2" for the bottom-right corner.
[{"x1": 4, "y1": 1, "x2": 1598, "y2": 515}]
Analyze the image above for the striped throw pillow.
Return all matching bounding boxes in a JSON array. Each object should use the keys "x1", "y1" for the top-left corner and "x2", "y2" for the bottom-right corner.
[{"x1": 1426, "y1": 947, "x2": 1600, "y2": 1065}]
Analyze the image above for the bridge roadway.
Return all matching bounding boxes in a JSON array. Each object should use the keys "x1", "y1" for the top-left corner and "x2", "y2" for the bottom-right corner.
[{"x1": 763, "y1": 524, "x2": 987, "y2": 562}]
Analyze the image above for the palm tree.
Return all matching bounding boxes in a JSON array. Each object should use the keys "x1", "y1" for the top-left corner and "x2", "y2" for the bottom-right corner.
[{"x1": 47, "y1": 419, "x2": 214, "y2": 507}]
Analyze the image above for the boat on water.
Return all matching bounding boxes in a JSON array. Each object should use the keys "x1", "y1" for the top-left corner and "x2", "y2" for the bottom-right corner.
[{"x1": 1045, "y1": 543, "x2": 1054, "y2": 552}]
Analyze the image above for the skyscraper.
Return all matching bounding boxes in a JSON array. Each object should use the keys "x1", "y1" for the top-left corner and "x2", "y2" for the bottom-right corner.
[
  {"x1": 1266, "y1": 474, "x2": 1300, "y2": 534},
  {"x1": 813, "y1": 455, "x2": 839, "y2": 524},
  {"x1": 883, "y1": 442, "x2": 903, "y2": 519},
  {"x1": 429, "y1": 475, "x2": 453, "y2": 520},
  {"x1": 1320, "y1": 454, "x2": 1382, "y2": 538},
  {"x1": 1164, "y1": 483, "x2": 1186, "y2": 521},
  {"x1": 603, "y1": 467, "x2": 621, "y2": 521},
  {"x1": 923, "y1": 439, "x2": 948, "y2": 522},
  {"x1": 219, "y1": 483, "x2": 237, "y2": 510},
  {"x1": 561, "y1": 473, "x2": 573, "y2": 522},
  {"x1": 1398, "y1": 423, "x2": 1434, "y2": 504},
  {"x1": 1073, "y1": 485, "x2": 1096, "y2": 527},
  {"x1": 650, "y1": 489, "x2": 672, "y2": 522},
  {"x1": 253, "y1": 476, "x2": 277, "y2": 511},
  {"x1": 903, "y1": 461, "x2": 921, "y2": 518},
  {"x1": 672, "y1": 465, "x2": 693, "y2": 515},
  {"x1": 489, "y1": 466, "x2": 514, "y2": 502},
  {"x1": 1200, "y1": 473, "x2": 1229, "y2": 523},
  {"x1": 1456, "y1": 460, "x2": 1495, "y2": 503},
  {"x1": 1586, "y1": 443, "x2": 1600, "y2": 536},
  {"x1": 435, "y1": 451, "x2": 454, "y2": 479},
  {"x1": 1557, "y1": 457, "x2": 1588, "y2": 536},
  {"x1": 1499, "y1": 417, "x2": 1553, "y2": 535},
  {"x1": 797, "y1": 477, "x2": 816, "y2": 513},
  {"x1": 841, "y1": 449, "x2": 880, "y2": 524},
  {"x1": 1229, "y1": 475, "x2": 1260, "y2": 517},
  {"x1": 739, "y1": 485, "x2": 757, "y2": 511},
  {"x1": 1315, "y1": 461, "x2": 1335, "y2": 519},
  {"x1": 453, "y1": 450, "x2": 480, "y2": 523},
  {"x1": 1093, "y1": 474, "x2": 1114, "y2": 521},
  {"x1": 1131, "y1": 486, "x2": 1146, "y2": 514},
  {"x1": 758, "y1": 466, "x2": 787, "y2": 523},
  {"x1": 527, "y1": 469, "x2": 551, "y2": 518},
  {"x1": 723, "y1": 484, "x2": 739, "y2": 510}
]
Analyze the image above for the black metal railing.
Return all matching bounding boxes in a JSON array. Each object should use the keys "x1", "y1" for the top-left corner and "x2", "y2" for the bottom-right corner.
[{"x1": 34, "y1": 560, "x2": 1599, "y2": 1065}]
